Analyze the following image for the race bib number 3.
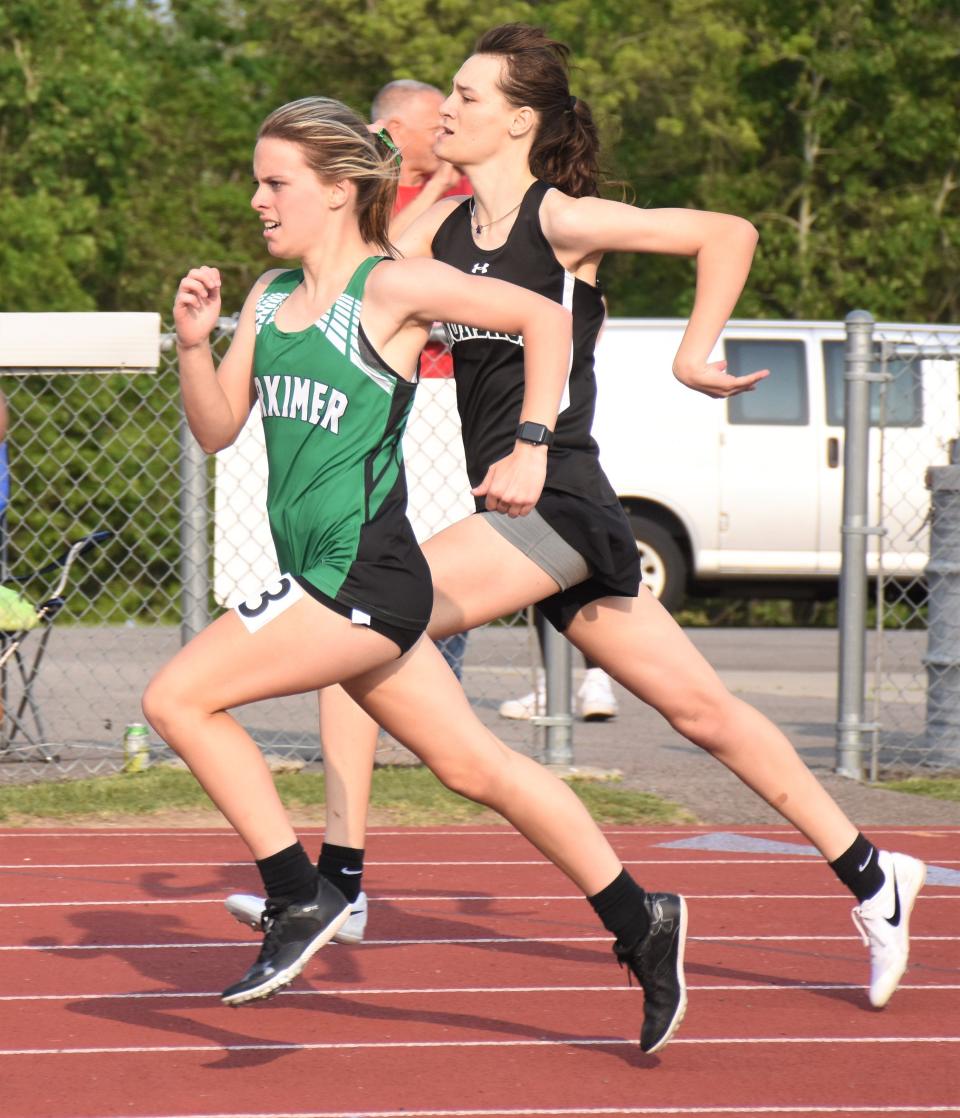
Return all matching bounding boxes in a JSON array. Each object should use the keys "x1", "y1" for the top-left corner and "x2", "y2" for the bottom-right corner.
[{"x1": 235, "y1": 574, "x2": 305, "y2": 634}]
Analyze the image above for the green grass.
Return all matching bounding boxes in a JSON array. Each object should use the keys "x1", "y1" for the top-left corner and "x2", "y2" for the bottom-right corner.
[
  {"x1": 0, "y1": 765, "x2": 692, "y2": 826},
  {"x1": 0, "y1": 767, "x2": 213, "y2": 822},
  {"x1": 878, "y1": 776, "x2": 960, "y2": 802},
  {"x1": 564, "y1": 778, "x2": 691, "y2": 824}
]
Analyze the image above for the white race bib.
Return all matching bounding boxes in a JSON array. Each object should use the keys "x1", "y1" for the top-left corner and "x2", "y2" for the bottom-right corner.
[{"x1": 234, "y1": 574, "x2": 305, "y2": 634}]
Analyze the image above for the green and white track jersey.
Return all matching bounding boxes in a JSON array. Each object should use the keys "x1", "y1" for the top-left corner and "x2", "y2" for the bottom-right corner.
[{"x1": 252, "y1": 257, "x2": 432, "y2": 632}]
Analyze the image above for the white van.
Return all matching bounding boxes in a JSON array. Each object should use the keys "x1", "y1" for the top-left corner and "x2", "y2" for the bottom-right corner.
[
  {"x1": 592, "y1": 318, "x2": 960, "y2": 610},
  {"x1": 213, "y1": 318, "x2": 960, "y2": 613}
]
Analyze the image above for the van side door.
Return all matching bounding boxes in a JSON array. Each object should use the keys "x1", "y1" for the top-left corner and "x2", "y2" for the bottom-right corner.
[
  {"x1": 592, "y1": 320, "x2": 722, "y2": 566},
  {"x1": 718, "y1": 336, "x2": 821, "y2": 573}
]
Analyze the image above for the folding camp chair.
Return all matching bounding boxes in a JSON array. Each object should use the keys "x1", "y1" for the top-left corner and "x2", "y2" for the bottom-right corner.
[{"x1": 0, "y1": 530, "x2": 112, "y2": 763}]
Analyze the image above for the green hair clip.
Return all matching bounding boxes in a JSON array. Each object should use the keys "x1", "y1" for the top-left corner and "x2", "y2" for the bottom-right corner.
[{"x1": 375, "y1": 127, "x2": 403, "y2": 167}]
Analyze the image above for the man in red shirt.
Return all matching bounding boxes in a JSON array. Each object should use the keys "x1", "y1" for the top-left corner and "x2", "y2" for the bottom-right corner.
[
  {"x1": 371, "y1": 79, "x2": 471, "y2": 243},
  {"x1": 371, "y1": 79, "x2": 470, "y2": 669},
  {"x1": 373, "y1": 82, "x2": 472, "y2": 379}
]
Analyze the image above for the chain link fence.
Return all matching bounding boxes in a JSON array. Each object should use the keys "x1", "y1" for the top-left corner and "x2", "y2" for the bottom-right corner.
[
  {"x1": 11, "y1": 310, "x2": 958, "y2": 785},
  {"x1": 0, "y1": 322, "x2": 542, "y2": 783},
  {"x1": 838, "y1": 316, "x2": 960, "y2": 777}
]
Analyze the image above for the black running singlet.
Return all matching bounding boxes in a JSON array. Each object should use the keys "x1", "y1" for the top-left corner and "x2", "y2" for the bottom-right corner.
[{"x1": 432, "y1": 179, "x2": 619, "y2": 506}]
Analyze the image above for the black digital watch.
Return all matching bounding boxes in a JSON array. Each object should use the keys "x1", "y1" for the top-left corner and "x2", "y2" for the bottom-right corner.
[{"x1": 515, "y1": 421, "x2": 554, "y2": 447}]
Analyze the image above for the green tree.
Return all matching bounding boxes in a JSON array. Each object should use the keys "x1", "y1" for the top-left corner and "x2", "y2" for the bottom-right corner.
[
  {"x1": 108, "y1": 0, "x2": 276, "y2": 310},
  {"x1": 713, "y1": 0, "x2": 960, "y2": 321},
  {"x1": 0, "y1": 1, "x2": 156, "y2": 309},
  {"x1": 3, "y1": 0, "x2": 959, "y2": 320}
]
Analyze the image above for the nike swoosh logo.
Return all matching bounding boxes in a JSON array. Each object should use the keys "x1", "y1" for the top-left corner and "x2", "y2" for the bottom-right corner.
[
  {"x1": 858, "y1": 848, "x2": 874, "y2": 873},
  {"x1": 886, "y1": 865, "x2": 901, "y2": 927},
  {"x1": 341, "y1": 868, "x2": 363, "y2": 875}
]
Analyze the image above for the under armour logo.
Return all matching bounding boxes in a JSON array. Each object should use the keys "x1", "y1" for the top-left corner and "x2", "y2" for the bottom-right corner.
[{"x1": 471, "y1": 262, "x2": 490, "y2": 274}]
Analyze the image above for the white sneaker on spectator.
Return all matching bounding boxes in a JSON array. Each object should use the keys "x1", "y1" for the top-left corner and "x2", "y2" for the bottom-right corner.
[
  {"x1": 498, "y1": 671, "x2": 545, "y2": 721},
  {"x1": 578, "y1": 667, "x2": 619, "y2": 721},
  {"x1": 851, "y1": 850, "x2": 925, "y2": 1007}
]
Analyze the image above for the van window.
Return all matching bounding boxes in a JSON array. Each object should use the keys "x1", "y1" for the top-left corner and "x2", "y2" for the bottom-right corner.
[
  {"x1": 725, "y1": 339, "x2": 808, "y2": 425},
  {"x1": 822, "y1": 341, "x2": 923, "y2": 427}
]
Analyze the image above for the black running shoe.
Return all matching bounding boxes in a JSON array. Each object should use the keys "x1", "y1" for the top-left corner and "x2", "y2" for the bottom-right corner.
[
  {"x1": 613, "y1": 892, "x2": 688, "y2": 1054},
  {"x1": 221, "y1": 876, "x2": 352, "y2": 1006}
]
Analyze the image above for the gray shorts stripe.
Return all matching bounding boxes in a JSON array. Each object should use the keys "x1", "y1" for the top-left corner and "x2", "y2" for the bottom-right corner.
[{"x1": 478, "y1": 508, "x2": 590, "y2": 591}]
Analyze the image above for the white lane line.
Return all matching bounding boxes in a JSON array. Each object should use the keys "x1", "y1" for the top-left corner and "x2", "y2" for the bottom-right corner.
[
  {"x1": 17, "y1": 858, "x2": 957, "y2": 869},
  {"x1": 57, "y1": 1108, "x2": 960, "y2": 1118},
  {"x1": 3, "y1": 826, "x2": 958, "y2": 838},
  {"x1": 3, "y1": 893, "x2": 958, "y2": 909},
  {"x1": 3, "y1": 982, "x2": 959, "y2": 1003},
  {"x1": 2, "y1": 1036, "x2": 959, "y2": 1057},
  {"x1": 0, "y1": 830, "x2": 694, "y2": 840},
  {"x1": 2, "y1": 933, "x2": 958, "y2": 952}
]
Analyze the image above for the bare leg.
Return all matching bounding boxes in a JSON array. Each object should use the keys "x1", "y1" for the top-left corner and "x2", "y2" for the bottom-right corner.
[
  {"x1": 319, "y1": 514, "x2": 560, "y2": 843},
  {"x1": 143, "y1": 596, "x2": 405, "y2": 1006},
  {"x1": 565, "y1": 588, "x2": 858, "y2": 861},
  {"x1": 143, "y1": 597, "x2": 400, "y2": 859},
  {"x1": 342, "y1": 633, "x2": 688, "y2": 1053},
  {"x1": 565, "y1": 591, "x2": 925, "y2": 1009},
  {"x1": 344, "y1": 635, "x2": 621, "y2": 895},
  {"x1": 318, "y1": 687, "x2": 377, "y2": 847},
  {"x1": 321, "y1": 516, "x2": 860, "y2": 861}
]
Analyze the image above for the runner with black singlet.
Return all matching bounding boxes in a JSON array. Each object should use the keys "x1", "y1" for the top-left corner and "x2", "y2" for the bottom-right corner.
[{"x1": 285, "y1": 25, "x2": 926, "y2": 1033}]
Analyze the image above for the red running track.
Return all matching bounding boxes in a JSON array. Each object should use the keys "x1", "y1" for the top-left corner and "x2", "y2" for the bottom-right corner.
[{"x1": 0, "y1": 824, "x2": 958, "y2": 1118}]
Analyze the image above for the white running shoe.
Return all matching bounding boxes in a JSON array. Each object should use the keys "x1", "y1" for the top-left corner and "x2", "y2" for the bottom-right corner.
[
  {"x1": 851, "y1": 850, "x2": 926, "y2": 1007},
  {"x1": 226, "y1": 890, "x2": 368, "y2": 945},
  {"x1": 498, "y1": 671, "x2": 545, "y2": 721},
  {"x1": 578, "y1": 668, "x2": 619, "y2": 721}
]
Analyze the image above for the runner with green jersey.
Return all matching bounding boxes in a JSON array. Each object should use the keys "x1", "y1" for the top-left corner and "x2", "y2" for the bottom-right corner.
[
  {"x1": 251, "y1": 257, "x2": 432, "y2": 648},
  {"x1": 149, "y1": 95, "x2": 625, "y2": 1014}
]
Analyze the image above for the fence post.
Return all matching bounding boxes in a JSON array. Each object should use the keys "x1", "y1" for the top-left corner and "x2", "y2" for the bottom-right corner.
[
  {"x1": 540, "y1": 622, "x2": 574, "y2": 766},
  {"x1": 179, "y1": 409, "x2": 210, "y2": 644},
  {"x1": 923, "y1": 466, "x2": 960, "y2": 765},
  {"x1": 836, "y1": 310, "x2": 875, "y2": 778}
]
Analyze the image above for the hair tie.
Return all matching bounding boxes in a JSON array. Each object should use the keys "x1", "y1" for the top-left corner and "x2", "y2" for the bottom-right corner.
[
  {"x1": 568, "y1": 95, "x2": 577, "y2": 113},
  {"x1": 375, "y1": 126, "x2": 403, "y2": 167}
]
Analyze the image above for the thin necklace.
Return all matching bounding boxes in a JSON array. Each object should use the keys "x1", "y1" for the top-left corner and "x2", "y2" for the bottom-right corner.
[{"x1": 470, "y1": 197, "x2": 523, "y2": 236}]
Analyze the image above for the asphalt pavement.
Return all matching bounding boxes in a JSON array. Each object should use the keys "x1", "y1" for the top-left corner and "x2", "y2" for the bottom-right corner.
[
  {"x1": 5, "y1": 624, "x2": 957, "y2": 827},
  {"x1": 518, "y1": 627, "x2": 960, "y2": 828}
]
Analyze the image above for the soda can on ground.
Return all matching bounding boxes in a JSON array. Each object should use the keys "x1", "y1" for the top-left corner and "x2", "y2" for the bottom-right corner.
[{"x1": 123, "y1": 723, "x2": 151, "y2": 773}]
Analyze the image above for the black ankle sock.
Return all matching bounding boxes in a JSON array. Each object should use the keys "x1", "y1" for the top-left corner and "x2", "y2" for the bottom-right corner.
[
  {"x1": 317, "y1": 842, "x2": 364, "y2": 903},
  {"x1": 256, "y1": 841, "x2": 317, "y2": 903},
  {"x1": 829, "y1": 833, "x2": 884, "y2": 902},
  {"x1": 587, "y1": 869, "x2": 649, "y2": 948}
]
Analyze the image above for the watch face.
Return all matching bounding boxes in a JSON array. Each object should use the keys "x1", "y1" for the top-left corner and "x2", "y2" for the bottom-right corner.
[{"x1": 517, "y1": 422, "x2": 552, "y2": 446}]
